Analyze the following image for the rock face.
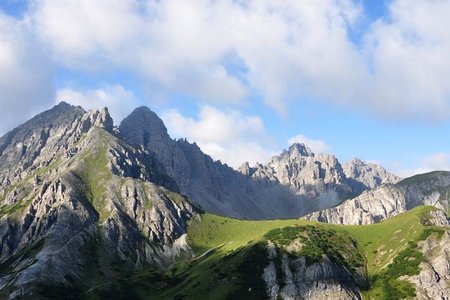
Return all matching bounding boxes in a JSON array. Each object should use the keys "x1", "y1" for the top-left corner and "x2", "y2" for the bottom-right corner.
[
  {"x1": 343, "y1": 158, "x2": 401, "y2": 194},
  {"x1": 261, "y1": 232, "x2": 367, "y2": 300},
  {"x1": 0, "y1": 103, "x2": 197, "y2": 298},
  {"x1": 263, "y1": 253, "x2": 361, "y2": 300},
  {"x1": 405, "y1": 229, "x2": 450, "y2": 299},
  {"x1": 0, "y1": 102, "x2": 85, "y2": 187},
  {"x1": 120, "y1": 108, "x2": 324, "y2": 219},
  {"x1": 119, "y1": 108, "x2": 400, "y2": 219},
  {"x1": 243, "y1": 143, "x2": 354, "y2": 211},
  {"x1": 305, "y1": 171, "x2": 450, "y2": 225}
]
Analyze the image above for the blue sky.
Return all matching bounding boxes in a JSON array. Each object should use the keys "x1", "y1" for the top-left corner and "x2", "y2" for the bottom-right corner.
[{"x1": 1, "y1": 0, "x2": 450, "y2": 176}]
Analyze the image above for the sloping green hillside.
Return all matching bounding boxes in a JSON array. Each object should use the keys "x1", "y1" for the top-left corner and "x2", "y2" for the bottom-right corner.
[{"x1": 85, "y1": 206, "x2": 447, "y2": 300}]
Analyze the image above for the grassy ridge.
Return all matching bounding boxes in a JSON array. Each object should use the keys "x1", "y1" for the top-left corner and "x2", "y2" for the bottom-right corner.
[
  {"x1": 182, "y1": 206, "x2": 445, "y2": 300},
  {"x1": 187, "y1": 214, "x2": 302, "y2": 253},
  {"x1": 84, "y1": 206, "x2": 447, "y2": 299}
]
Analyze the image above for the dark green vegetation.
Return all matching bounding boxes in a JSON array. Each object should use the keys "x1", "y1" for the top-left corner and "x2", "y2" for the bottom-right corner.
[
  {"x1": 77, "y1": 206, "x2": 447, "y2": 300},
  {"x1": 265, "y1": 225, "x2": 366, "y2": 271},
  {"x1": 347, "y1": 207, "x2": 446, "y2": 299}
]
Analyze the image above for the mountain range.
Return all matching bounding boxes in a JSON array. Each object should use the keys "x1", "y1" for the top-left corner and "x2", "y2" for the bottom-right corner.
[{"x1": 0, "y1": 102, "x2": 448, "y2": 299}]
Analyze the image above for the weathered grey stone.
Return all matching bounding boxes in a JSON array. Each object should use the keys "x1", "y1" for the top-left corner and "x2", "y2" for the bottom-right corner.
[
  {"x1": 343, "y1": 158, "x2": 401, "y2": 194},
  {"x1": 262, "y1": 240, "x2": 363, "y2": 300},
  {"x1": 120, "y1": 110, "x2": 395, "y2": 220},
  {"x1": 0, "y1": 103, "x2": 198, "y2": 297},
  {"x1": 404, "y1": 230, "x2": 450, "y2": 299},
  {"x1": 305, "y1": 174, "x2": 450, "y2": 225}
]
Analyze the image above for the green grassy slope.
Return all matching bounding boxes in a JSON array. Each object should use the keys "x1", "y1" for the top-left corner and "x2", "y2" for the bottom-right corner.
[{"x1": 85, "y1": 206, "x2": 447, "y2": 300}]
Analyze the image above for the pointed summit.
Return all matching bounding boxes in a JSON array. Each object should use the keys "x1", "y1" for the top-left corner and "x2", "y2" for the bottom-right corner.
[
  {"x1": 94, "y1": 107, "x2": 114, "y2": 132},
  {"x1": 287, "y1": 143, "x2": 314, "y2": 157},
  {"x1": 343, "y1": 158, "x2": 401, "y2": 192},
  {"x1": 119, "y1": 106, "x2": 170, "y2": 148},
  {"x1": 0, "y1": 102, "x2": 84, "y2": 151}
]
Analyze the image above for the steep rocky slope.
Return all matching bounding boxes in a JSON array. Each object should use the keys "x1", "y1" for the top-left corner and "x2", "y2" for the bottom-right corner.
[
  {"x1": 120, "y1": 108, "x2": 397, "y2": 219},
  {"x1": 120, "y1": 107, "x2": 350, "y2": 219},
  {"x1": 305, "y1": 171, "x2": 450, "y2": 225},
  {"x1": 261, "y1": 229, "x2": 367, "y2": 300},
  {"x1": 343, "y1": 158, "x2": 401, "y2": 194},
  {"x1": 405, "y1": 229, "x2": 450, "y2": 299},
  {"x1": 0, "y1": 103, "x2": 198, "y2": 298},
  {"x1": 240, "y1": 143, "x2": 353, "y2": 211}
]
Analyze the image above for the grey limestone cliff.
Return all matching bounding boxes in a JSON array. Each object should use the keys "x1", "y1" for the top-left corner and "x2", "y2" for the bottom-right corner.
[
  {"x1": 242, "y1": 143, "x2": 354, "y2": 211},
  {"x1": 120, "y1": 107, "x2": 311, "y2": 219},
  {"x1": 305, "y1": 171, "x2": 450, "y2": 225},
  {"x1": 404, "y1": 229, "x2": 450, "y2": 299},
  {"x1": 261, "y1": 232, "x2": 367, "y2": 300},
  {"x1": 343, "y1": 158, "x2": 401, "y2": 195},
  {"x1": 0, "y1": 103, "x2": 197, "y2": 298}
]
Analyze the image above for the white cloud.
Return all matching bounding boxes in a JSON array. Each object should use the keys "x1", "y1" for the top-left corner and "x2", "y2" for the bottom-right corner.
[
  {"x1": 288, "y1": 134, "x2": 332, "y2": 154},
  {"x1": 0, "y1": 11, "x2": 54, "y2": 135},
  {"x1": 1, "y1": 0, "x2": 450, "y2": 141},
  {"x1": 56, "y1": 85, "x2": 140, "y2": 124},
  {"x1": 31, "y1": 0, "x2": 144, "y2": 69},
  {"x1": 161, "y1": 106, "x2": 276, "y2": 168},
  {"x1": 24, "y1": 0, "x2": 450, "y2": 121},
  {"x1": 362, "y1": 0, "x2": 450, "y2": 120}
]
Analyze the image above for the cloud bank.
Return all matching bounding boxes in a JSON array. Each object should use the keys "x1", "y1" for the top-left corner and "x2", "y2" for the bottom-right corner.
[{"x1": 23, "y1": 0, "x2": 450, "y2": 121}]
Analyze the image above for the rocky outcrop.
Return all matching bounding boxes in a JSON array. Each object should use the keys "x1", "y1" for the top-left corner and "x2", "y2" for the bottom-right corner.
[
  {"x1": 245, "y1": 143, "x2": 354, "y2": 211},
  {"x1": 119, "y1": 108, "x2": 401, "y2": 220},
  {"x1": 0, "y1": 102, "x2": 115, "y2": 188},
  {"x1": 305, "y1": 172, "x2": 450, "y2": 225},
  {"x1": 120, "y1": 107, "x2": 310, "y2": 219},
  {"x1": 0, "y1": 103, "x2": 198, "y2": 298},
  {"x1": 343, "y1": 158, "x2": 401, "y2": 195},
  {"x1": 404, "y1": 230, "x2": 450, "y2": 299},
  {"x1": 261, "y1": 237, "x2": 366, "y2": 300}
]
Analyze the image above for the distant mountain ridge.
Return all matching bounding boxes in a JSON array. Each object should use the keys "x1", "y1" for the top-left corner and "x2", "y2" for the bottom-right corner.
[
  {"x1": 305, "y1": 171, "x2": 450, "y2": 225},
  {"x1": 0, "y1": 103, "x2": 400, "y2": 220},
  {"x1": 119, "y1": 106, "x2": 399, "y2": 219},
  {"x1": 239, "y1": 143, "x2": 400, "y2": 211},
  {"x1": 343, "y1": 157, "x2": 401, "y2": 193}
]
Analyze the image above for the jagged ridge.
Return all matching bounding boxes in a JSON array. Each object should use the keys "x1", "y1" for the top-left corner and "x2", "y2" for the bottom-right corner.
[
  {"x1": 0, "y1": 104, "x2": 198, "y2": 298},
  {"x1": 305, "y1": 171, "x2": 450, "y2": 225}
]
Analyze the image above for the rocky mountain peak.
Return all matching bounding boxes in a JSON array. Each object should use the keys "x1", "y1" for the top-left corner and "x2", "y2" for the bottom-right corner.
[
  {"x1": 286, "y1": 143, "x2": 314, "y2": 158},
  {"x1": 54, "y1": 100, "x2": 76, "y2": 110},
  {"x1": 97, "y1": 107, "x2": 114, "y2": 131},
  {"x1": 343, "y1": 157, "x2": 401, "y2": 192},
  {"x1": 119, "y1": 106, "x2": 170, "y2": 149},
  {"x1": 348, "y1": 157, "x2": 364, "y2": 166},
  {"x1": 84, "y1": 106, "x2": 114, "y2": 132},
  {"x1": 238, "y1": 161, "x2": 254, "y2": 176}
]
